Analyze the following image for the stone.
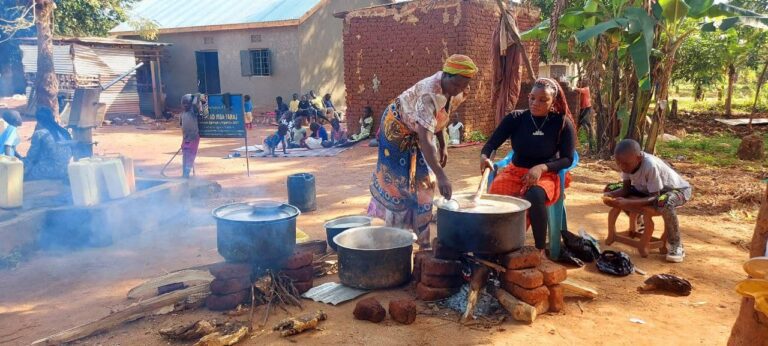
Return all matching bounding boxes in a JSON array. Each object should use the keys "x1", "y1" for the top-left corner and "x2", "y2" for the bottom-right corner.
[
  {"x1": 503, "y1": 268, "x2": 544, "y2": 289},
  {"x1": 205, "y1": 290, "x2": 248, "y2": 311},
  {"x1": 737, "y1": 134, "x2": 765, "y2": 161},
  {"x1": 208, "y1": 262, "x2": 251, "y2": 280},
  {"x1": 416, "y1": 283, "x2": 458, "y2": 301},
  {"x1": 421, "y1": 255, "x2": 462, "y2": 276},
  {"x1": 538, "y1": 261, "x2": 567, "y2": 286},
  {"x1": 388, "y1": 299, "x2": 417, "y2": 325},
  {"x1": 281, "y1": 266, "x2": 314, "y2": 282},
  {"x1": 501, "y1": 246, "x2": 541, "y2": 270},
  {"x1": 353, "y1": 297, "x2": 386, "y2": 323},
  {"x1": 292, "y1": 279, "x2": 314, "y2": 294},
  {"x1": 284, "y1": 251, "x2": 314, "y2": 270}
]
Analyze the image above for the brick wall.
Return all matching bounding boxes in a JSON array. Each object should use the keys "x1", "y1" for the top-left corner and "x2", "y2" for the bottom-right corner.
[{"x1": 342, "y1": 0, "x2": 540, "y2": 136}]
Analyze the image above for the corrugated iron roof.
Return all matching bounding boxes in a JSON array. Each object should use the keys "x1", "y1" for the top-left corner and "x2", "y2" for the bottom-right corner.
[
  {"x1": 18, "y1": 36, "x2": 169, "y2": 47},
  {"x1": 20, "y1": 44, "x2": 75, "y2": 75},
  {"x1": 110, "y1": 0, "x2": 324, "y2": 34},
  {"x1": 302, "y1": 282, "x2": 369, "y2": 305}
]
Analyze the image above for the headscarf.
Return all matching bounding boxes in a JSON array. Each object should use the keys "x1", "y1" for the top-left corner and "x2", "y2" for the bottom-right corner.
[
  {"x1": 443, "y1": 54, "x2": 478, "y2": 78},
  {"x1": 534, "y1": 77, "x2": 576, "y2": 144},
  {"x1": 35, "y1": 107, "x2": 71, "y2": 141}
]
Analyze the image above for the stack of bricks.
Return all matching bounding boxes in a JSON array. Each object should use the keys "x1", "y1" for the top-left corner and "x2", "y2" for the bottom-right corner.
[
  {"x1": 500, "y1": 246, "x2": 567, "y2": 313},
  {"x1": 206, "y1": 262, "x2": 253, "y2": 311},
  {"x1": 341, "y1": 0, "x2": 541, "y2": 138},
  {"x1": 413, "y1": 239, "x2": 464, "y2": 301},
  {"x1": 279, "y1": 251, "x2": 315, "y2": 294}
]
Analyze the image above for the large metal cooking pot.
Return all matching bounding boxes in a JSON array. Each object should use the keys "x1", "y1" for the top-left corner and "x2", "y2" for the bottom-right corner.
[
  {"x1": 437, "y1": 193, "x2": 531, "y2": 255},
  {"x1": 333, "y1": 226, "x2": 415, "y2": 289},
  {"x1": 324, "y1": 215, "x2": 373, "y2": 252},
  {"x1": 212, "y1": 201, "x2": 299, "y2": 267}
]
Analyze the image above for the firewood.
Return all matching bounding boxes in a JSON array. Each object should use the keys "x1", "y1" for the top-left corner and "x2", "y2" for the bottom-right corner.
[
  {"x1": 159, "y1": 320, "x2": 219, "y2": 341},
  {"x1": 461, "y1": 266, "x2": 489, "y2": 324},
  {"x1": 273, "y1": 310, "x2": 327, "y2": 337},
  {"x1": 561, "y1": 278, "x2": 599, "y2": 299},
  {"x1": 194, "y1": 325, "x2": 249, "y2": 346},
  {"x1": 127, "y1": 269, "x2": 214, "y2": 300},
  {"x1": 489, "y1": 285, "x2": 538, "y2": 323},
  {"x1": 32, "y1": 285, "x2": 210, "y2": 345}
]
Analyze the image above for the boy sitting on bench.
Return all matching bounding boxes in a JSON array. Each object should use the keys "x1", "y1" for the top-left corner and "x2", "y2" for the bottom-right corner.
[{"x1": 603, "y1": 139, "x2": 692, "y2": 263}]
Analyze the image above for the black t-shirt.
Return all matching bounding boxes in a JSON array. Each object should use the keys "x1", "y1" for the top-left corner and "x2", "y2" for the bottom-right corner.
[{"x1": 481, "y1": 110, "x2": 575, "y2": 172}]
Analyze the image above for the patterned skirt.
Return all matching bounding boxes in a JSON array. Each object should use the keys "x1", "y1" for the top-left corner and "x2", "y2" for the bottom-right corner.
[{"x1": 368, "y1": 102, "x2": 434, "y2": 232}]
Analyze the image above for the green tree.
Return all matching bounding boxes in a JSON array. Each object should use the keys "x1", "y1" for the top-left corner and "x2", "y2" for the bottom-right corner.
[
  {"x1": 53, "y1": 0, "x2": 136, "y2": 37},
  {"x1": 672, "y1": 31, "x2": 727, "y2": 100}
]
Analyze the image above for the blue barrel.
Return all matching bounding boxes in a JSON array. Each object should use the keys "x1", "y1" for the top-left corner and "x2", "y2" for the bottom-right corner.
[{"x1": 287, "y1": 173, "x2": 317, "y2": 212}]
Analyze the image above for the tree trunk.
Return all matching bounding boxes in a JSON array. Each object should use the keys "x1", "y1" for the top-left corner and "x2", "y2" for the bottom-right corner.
[
  {"x1": 725, "y1": 63, "x2": 737, "y2": 118},
  {"x1": 34, "y1": 0, "x2": 58, "y2": 117},
  {"x1": 695, "y1": 84, "x2": 704, "y2": 101},
  {"x1": 644, "y1": 42, "x2": 677, "y2": 154},
  {"x1": 748, "y1": 59, "x2": 768, "y2": 130},
  {"x1": 728, "y1": 184, "x2": 768, "y2": 345}
]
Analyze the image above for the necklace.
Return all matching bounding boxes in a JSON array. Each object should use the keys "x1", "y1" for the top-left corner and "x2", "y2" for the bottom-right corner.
[{"x1": 530, "y1": 113, "x2": 550, "y2": 136}]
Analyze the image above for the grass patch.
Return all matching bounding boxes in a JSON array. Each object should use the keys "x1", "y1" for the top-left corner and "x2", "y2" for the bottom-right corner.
[
  {"x1": 674, "y1": 97, "x2": 768, "y2": 114},
  {"x1": 656, "y1": 133, "x2": 768, "y2": 167}
]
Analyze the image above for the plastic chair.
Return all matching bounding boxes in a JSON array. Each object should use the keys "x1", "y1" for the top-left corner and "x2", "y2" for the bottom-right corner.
[{"x1": 487, "y1": 150, "x2": 580, "y2": 260}]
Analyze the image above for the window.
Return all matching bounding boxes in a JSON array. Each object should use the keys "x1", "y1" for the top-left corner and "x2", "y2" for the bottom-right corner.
[{"x1": 240, "y1": 49, "x2": 271, "y2": 76}]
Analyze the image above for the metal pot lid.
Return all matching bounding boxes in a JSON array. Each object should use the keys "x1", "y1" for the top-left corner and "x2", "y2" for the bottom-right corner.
[
  {"x1": 212, "y1": 201, "x2": 300, "y2": 222},
  {"x1": 333, "y1": 226, "x2": 415, "y2": 251},
  {"x1": 437, "y1": 193, "x2": 531, "y2": 214}
]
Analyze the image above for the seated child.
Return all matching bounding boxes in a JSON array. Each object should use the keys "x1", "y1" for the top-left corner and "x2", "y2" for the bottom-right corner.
[
  {"x1": 603, "y1": 139, "x2": 692, "y2": 263},
  {"x1": 328, "y1": 118, "x2": 347, "y2": 147},
  {"x1": 275, "y1": 96, "x2": 289, "y2": 124},
  {"x1": 289, "y1": 121, "x2": 307, "y2": 149},
  {"x1": 447, "y1": 114, "x2": 464, "y2": 145},
  {"x1": 263, "y1": 124, "x2": 289, "y2": 157},
  {"x1": 350, "y1": 106, "x2": 374, "y2": 142},
  {"x1": 306, "y1": 122, "x2": 328, "y2": 150},
  {"x1": 244, "y1": 95, "x2": 254, "y2": 129}
]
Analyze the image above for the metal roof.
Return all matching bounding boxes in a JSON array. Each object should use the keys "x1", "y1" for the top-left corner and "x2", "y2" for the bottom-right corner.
[
  {"x1": 18, "y1": 36, "x2": 169, "y2": 47},
  {"x1": 110, "y1": 0, "x2": 324, "y2": 34}
]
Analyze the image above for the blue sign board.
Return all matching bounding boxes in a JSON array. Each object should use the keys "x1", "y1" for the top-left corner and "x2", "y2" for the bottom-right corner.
[{"x1": 199, "y1": 94, "x2": 246, "y2": 138}]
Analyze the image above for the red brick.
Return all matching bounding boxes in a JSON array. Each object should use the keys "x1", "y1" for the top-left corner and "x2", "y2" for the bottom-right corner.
[
  {"x1": 209, "y1": 277, "x2": 251, "y2": 295},
  {"x1": 353, "y1": 297, "x2": 386, "y2": 323},
  {"x1": 503, "y1": 268, "x2": 543, "y2": 289},
  {"x1": 421, "y1": 274, "x2": 463, "y2": 289},
  {"x1": 281, "y1": 266, "x2": 314, "y2": 282},
  {"x1": 421, "y1": 255, "x2": 462, "y2": 276},
  {"x1": 293, "y1": 279, "x2": 314, "y2": 294},
  {"x1": 505, "y1": 283, "x2": 550, "y2": 306},
  {"x1": 284, "y1": 251, "x2": 313, "y2": 270},
  {"x1": 208, "y1": 262, "x2": 251, "y2": 280},
  {"x1": 412, "y1": 250, "x2": 431, "y2": 283},
  {"x1": 206, "y1": 290, "x2": 248, "y2": 311},
  {"x1": 548, "y1": 284, "x2": 565, "y2": 313},
  {"x1": 416, "y1": 282, "x2": 458, "y2": 301},
  {"x1": 501, "y1": 246, "x2": 541, "y2": 270},
  {"x1": 538, "y1": 261, "x2": 567, "y2": 286},
  {"x1": 388, "y1": 299, "x2": 417, "y2": 325}
]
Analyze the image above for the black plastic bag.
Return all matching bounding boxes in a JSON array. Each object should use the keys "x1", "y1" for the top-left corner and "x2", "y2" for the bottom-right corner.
[
  {"x1": 596, "y1": 250, "x2": 634, "y2": 276},
  {"x1": 557, "y1": 247, "x2": 585, "y2": 267},
  {"x1": 561, "y1": 229, "x2": 601, "y2": 262}
]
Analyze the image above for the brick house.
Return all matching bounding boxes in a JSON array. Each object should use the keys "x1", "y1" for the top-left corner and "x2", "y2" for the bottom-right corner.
[{"x1": 338, "y1": 0, "x2": 541, "y2": 137}]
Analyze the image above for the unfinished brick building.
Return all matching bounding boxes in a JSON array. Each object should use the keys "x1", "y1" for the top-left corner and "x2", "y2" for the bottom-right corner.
[{"x1": 339, "y1": 0, "x2": 541, "y2": 136}]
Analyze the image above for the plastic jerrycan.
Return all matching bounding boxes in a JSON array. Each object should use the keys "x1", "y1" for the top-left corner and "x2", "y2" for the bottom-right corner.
[
  {"x1": 0, "y1": 155, "x2": 23, "y2": 208},
  {"x1": 68, "y1": 158, "x2": 102, "y2": 206}
]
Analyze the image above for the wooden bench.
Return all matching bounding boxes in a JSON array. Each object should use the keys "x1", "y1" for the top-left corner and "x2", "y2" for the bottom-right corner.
[{"x1": 606, "y1": 206, "x2": 669, "y2": 257}]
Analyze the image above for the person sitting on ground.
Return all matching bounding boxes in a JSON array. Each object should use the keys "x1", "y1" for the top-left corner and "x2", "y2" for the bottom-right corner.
[
  {"x1": 244, "y1": 95, "x2": 254, "y2": 129},
  {"x1": 481, "y1": 78, "x2": 576, "y2": 257},
  {"x1": 296, "y1": 95, "x2": 315, "y2": 124},
  {"x1": 603, "y1": 139, "x2": 692, "y2": 263},
  {"x1": 279, "y1": 111, "x2": 293, "y2": 128},
  {"x1": 328, "y1": 118, "x2": 347, "y2": 147},
  {"x1": 23, "y1": 107, "x2": 73, "y2": 180},
  {"x1": 289, "y1": 120, "x2": 307, "y2": 149},
  {"x1": 305, "y1": 122, "x2": 329, "y2": 150},
  {"x1": 323, "y1": 93, "x2": 344, "y2": 122},
  {"x1": 263, "y1": 123, "x2": 289, "y2": 157},
  {"x1": 275, "y1": 96, "x2": 289, "y2": 124},
  {"x1": 289, "y1": 93, "x2": 300, "y2": 114},
  {"x1": 447, "y1": 113, "x2": 464, "y2": 145},
  {"x1": 350, "y1": 106, "x2": 374, "y2": 142},
  {"x1": 0, "y1": 110, "x2": 23, "y2": 159},
  {"x1": 310, "y1": 90, "x2": 324, "y2": 112}
]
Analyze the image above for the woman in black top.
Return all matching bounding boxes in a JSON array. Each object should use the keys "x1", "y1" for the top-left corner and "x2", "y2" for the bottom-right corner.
[{"x1": 480, "y1": 78, "x2": 576, "y2": 254}]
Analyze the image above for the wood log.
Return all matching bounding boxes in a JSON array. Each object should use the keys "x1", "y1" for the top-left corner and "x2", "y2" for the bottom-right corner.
[
  {"x1": 194, "y1": 326, "x2": 249, "y2": 346},
  {"x1": 127, "y1": 270, "x2": 214, "y2": 300},
  {"x1": 32, "y1": 285, "x2": 210, "y2": 345},
  {"x1": 561, "y1": 278, "x2": 599, "y2": 299},
  {"x1": 489, "y1": 286, "x2": 538, "y2": 323},
  {"x1": 273, "y1": 310, "x2": 327, "y2": 337},
  {"x1": 461, "y1": 266, "x2": 490, "y2": 324}
]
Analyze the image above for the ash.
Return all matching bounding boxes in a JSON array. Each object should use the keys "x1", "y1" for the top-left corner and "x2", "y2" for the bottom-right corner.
[{"x1": 439, "y1": 284, "x2": 504, "y2": 317}]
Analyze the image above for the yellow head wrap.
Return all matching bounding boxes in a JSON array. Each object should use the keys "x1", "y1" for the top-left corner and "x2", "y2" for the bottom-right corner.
[{"x1": 443, "y1": 54, "x2": 478, "y2": 78}]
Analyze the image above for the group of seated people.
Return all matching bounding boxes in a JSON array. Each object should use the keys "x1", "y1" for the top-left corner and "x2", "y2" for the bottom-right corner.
[
  {"x1": 1, "y1": 107, "x2": 74, "y2": 181},
  {"x1": 261, "y1": 106, "x2": 375, "y2": 156},
  {"x1": 273, "y1": 90, "x2": 343, "y2": 126}
]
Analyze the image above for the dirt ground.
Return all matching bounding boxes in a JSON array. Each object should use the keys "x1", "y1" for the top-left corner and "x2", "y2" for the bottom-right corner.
[{"x1": 0, "y1": 119, "x2": 762, "y2": 345}]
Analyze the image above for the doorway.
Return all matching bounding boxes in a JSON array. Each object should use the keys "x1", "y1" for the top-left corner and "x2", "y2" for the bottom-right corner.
[{"x1": 195, "y1": 51, "x2": 221, "y2": 94}]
